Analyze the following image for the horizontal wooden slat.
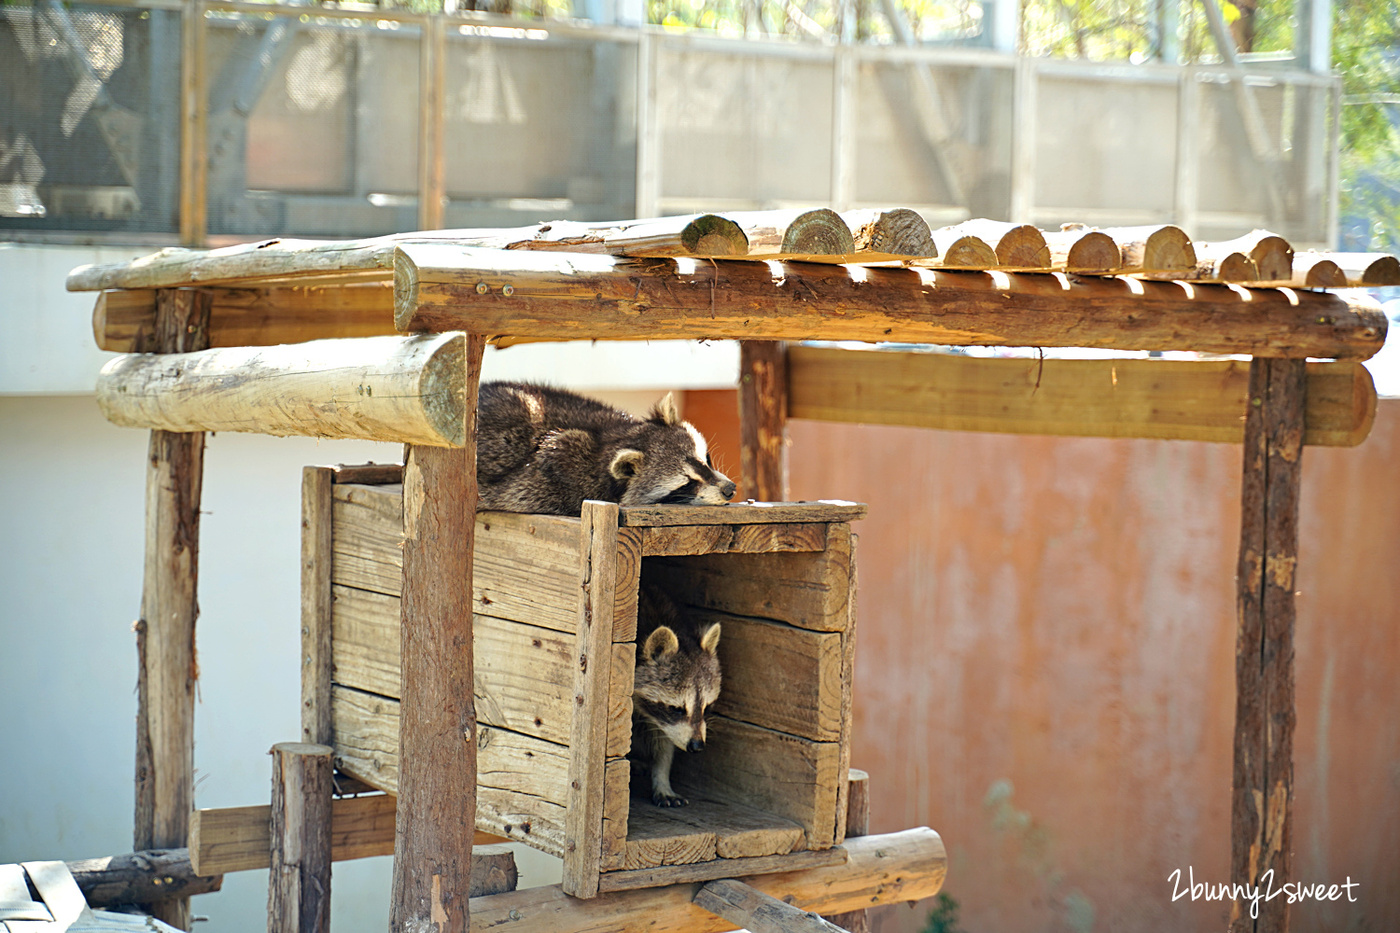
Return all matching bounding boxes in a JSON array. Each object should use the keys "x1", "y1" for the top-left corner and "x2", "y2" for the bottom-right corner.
[
  {"x1": 788, "y1": 347, "x2": 1378, "y2": 447},
  {"x1": 675, "y1": 716, "x2": 842, "y2": 850},
  {"x1": 331, "y1": 483, "x2": 582, "y2": 632},
  {"x1": 187, "y1": 795, "x2": 506, "y2": 875},
  {"x1": 594, "y1": 846, "x2": 849, "y2": 896},
  {"x1": 707, "y1": 610, "x2": 843, "y2": 742},
  {"x1": 639, "y1": 522, "x2": 829, "y2": 556},
  {"x1": 393, "y1": 244, "x2": 1386, "y2": 361},
  {"x1": 330, "y1": 586, "x2": 576, "y2": 747},
  {"x1": 330, "y1": 685, "x2": 569, "y2": 856},
  {"x1": 620, "y1": 502, "x2": 865, "y2": 527}
]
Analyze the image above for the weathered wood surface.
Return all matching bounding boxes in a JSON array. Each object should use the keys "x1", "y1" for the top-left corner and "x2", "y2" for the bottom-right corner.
[
  {"x1": 470, "y1": 827, "x2": 944, "y2": 931},
  {"x1": 822, "y1": 770, "x2": 871, "y2": 933},
  {"x1": 268, "y1": 743, "x2": 333, "y2": 933},
  {"x1": 65, "y1": 850, "x2": 222, "y2": 907},
  {"x1": 390, "y1": 333, "x2": 484, "y2": 933},
  {"x1": 833, "y1": 532, "x2": 858, "y2": 846},
  {"x1": 563, "y1": 501, "x2": 623, "y2": 898},
  {"x1": 1230, "y1": 358, "x2": 1305, "y2": 933},
  {"x1": 92, "y1": 284, "x2": 397, "y2": 352},
  {"x1": 502, "y1": 215, "x2": 751, "y2": 258},
  {"x1": 1099, "y1": 224, "x2": 1197, "y2": 275},
  {"x1": 1296, "y1": 250, "x2": 1400, "y2": 286},
  {"x1": 135, "y1": 288, "x2": 211, "y2": 932},
  {"x1": 930, "y1": 220, "x2": 1049, "y2": 270},
  {"x1": 618, "y1": 501, "x2": 866, "y2": 527},
  {"x1": 638, "y1": 522, "x2": 828, "y2": 557},
  {"x1": 739, "y1": 341, "x2": 789, "y2": 503},
  {"x1": 330, "y1": 686, "x2": 570, "y2": 858},
  {"x1": 694, "y1": 878, "x2": 851, "y2": 933},
  {"x1": 596, "y1": 847, "x2": 848, "y2": 895},
  {"x1": 97, "y1": 334, "x2": 467, "y2": 447},
  {"x1": 676, "y1": 716, "x2": 842, "y2": 849},
  {"x1": 188, "y1": 796, "x2": 508, "y2": 876},
  {"x1": 1197, "y1": 231, "x2": 1293, "y2": 282},
  {"x1": 605, "y1": 795, "x2": 805, "y2": 873},
  {"x1": 787, "y1": 347, "x2": 1378, "y2": 447},
  {"x1": 330, "y1": 462, "x2": 405, "y2": 485},
  {"x1": 927, "y1": 225, "x2": 999, "y2": 268},
  {"x1": 329, "y1": 584, "x2": 576, "y2": 747},
  {"x1": 735, "y1": 208, "x2": 855, "y2": 259},
  {"x1": 301, "y1": 468, "x2": 334, "y2": 746},
  {"x1": 391, "y1": 245, "x2": 1386, "y2": 360},
  {"x1": 1191, "y1": 251, "x2": 1260, "y2": 283},
  {"x1": 1288, "y1": 253, "x2": 1347, "y2": 288},
  {"x1": 650, "y1": 552, "x2": 850, "y2": 634},
  {"x1": 841, "y1": 208, "x2": 935, "y2": 258},
  {"x1": 1041, "y1": 226, "x2": 1121, "y2": 274},
  {"x1": 331, "y1": 483, "x2": 582, "y2": 629}
]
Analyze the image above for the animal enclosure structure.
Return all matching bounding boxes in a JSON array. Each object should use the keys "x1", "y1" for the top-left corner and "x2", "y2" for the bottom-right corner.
[
  {"x1": 68, "y1": 207, "x2": 1393, "y2": 933},
  {"x1": 308, "y1": 468, "x2": 863, "y2": 895}
]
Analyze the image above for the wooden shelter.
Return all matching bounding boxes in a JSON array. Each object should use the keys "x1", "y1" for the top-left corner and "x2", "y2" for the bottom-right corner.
[{"x1": 67, "y1": 209, "x2": 1391, "y2": 933}]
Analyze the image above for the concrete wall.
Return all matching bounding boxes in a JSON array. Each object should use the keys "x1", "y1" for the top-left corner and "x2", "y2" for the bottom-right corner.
[{"x1": 784, "y1": 402, "x2": 1400, "y2": 933}]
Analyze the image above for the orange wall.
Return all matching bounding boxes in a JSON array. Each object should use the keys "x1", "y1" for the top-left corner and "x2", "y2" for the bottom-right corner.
[{"x1": 687, "y1": 391, "x2": 1400, "y2": 933}]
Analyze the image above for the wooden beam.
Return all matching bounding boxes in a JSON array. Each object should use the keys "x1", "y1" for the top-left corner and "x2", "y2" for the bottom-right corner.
[
  {"x1": 188, "y1": 795, "x2": 509, "y2": 876},
  {"x1": 694, "y1": 879, "x2": 850, "y2": 933},
  {"x1": 390, "y1": 333, "x2": 485, "y2": 933},
  {"x1": 1230, "y1": 358, "x2": 1305, "y2": 933},
  {"x1": 96, "y1": 334, "x2": 468, "y2": 447},
  {"x1": 823, "y1": 770, "x2": 872, "y2": 933},
  {"x1": 390, "y1": 245, "x2": 1387, "y2": 360},
  {"x1": 468, "y1": 828, "x2": 945, "y2": 933},
  {"x1": 268, "y1": 743, "x2": 333, "y2": 933},
  {"x1": 786, "y1": 347, "x2": 1377, "y2": 447},
  {"x1": 301, "y1": 468, "x2": 334, "y2": 746},
  {"x1": 66, "y1": 850, "x2": 222, "y2": 907},
  {"x1": 739, "y1": 341, "x2": 790, "y2": 502},
  {"x1": 134, "y1": 288, "x2": 212, "y2": 931},
  {"x1": 92, "y1": 284, "x2": 397, "y2": 353}
]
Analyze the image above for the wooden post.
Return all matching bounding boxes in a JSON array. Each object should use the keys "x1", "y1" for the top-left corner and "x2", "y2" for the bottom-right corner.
[
  {"x1": 300, "y1": 468, "x2": 334, "y2": 746},
  {"x1": 134, "y1": 288, "x2": 212, "y2": 931},
  {"x1": 739, "y1": 341, "x2": 789, "y2": 502},
  {"x1": 824, "y1": 770, "x2": 871, "y2": 933},
  {"x1": 268, "y1": 743, "x2": 334, "y2": 933},
  {"x1": 389, "y1": 334, "x2": 485, "y2": 933},
  {"x1": 1231, "y1": 357, "x2": 1305, "y2": 933}
]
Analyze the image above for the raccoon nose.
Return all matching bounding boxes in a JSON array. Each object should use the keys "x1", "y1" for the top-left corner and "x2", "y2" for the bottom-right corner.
[
  {"x1": 687, "y1": 737, "x2": 705, "y2": 753},
  {"x1": 718, "y1": 478, "x2": 736, "y2": 501}
]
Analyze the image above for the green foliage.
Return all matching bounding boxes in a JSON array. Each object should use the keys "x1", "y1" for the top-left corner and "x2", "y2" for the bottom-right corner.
[
  {"x1": 1334, "y1": 0, "x2": 1400, "y2": 251},
  {"x1": 921, "y1": 892, "x2": 966, "y2": 933}
]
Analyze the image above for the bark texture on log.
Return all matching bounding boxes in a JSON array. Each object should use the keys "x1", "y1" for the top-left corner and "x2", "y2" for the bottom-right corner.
[
  {"x1": 134, "y1": 288, "x2": 212, "y2": 932},
  {"x1": 389, "y1": 334, "x2": 485, "y2": 933},
  {"x1": 739, "y1": 341, "x2": 789, "y2": 502},
  {"x1": 1230, "y1": 358, "x2": 1305, "y2": 933},
  {"x1": 67, "y1": 850, "x2": 222, "y2": 907},
  {"x1": 268, "y1": 743, "x2": 334, "y2": 933}
]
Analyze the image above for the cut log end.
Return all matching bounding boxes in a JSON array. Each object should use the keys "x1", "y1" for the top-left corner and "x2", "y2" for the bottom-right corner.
[
  {"x1": 941, "y1": 236, "x2": 999, "y2": 268},
  {"x1": 1142, "y1": 226, "x2": 1196, "y2": 272},
  {"x1": 1248, "y1": 235, "x2": 1294, "y2": 282},
  {"x1": 1362, "y1": 255, "x2": 1400, "y2": 285},
  {"x1": 993, "y1": 225, "x2": 1050, "y2": 269},
  {"x1": 682, "y1": 215, "x2": 749, "y2": 257},
  {"x1": 1063, "y1": 231, "x2": 1120, "y2": 274},
  {"x1": 1303, "y1": 259, "x2": 1347, "y2": 288},
  {"x1": 848, "y1": 209, "x2": 935, "y2": 258},
  {"x1": 782, "y1": 209, "x2": 856, "y2": 255},
  {"x1": 392, "y1": 250, "x2": 421, "y2": 331},
  {"x1": 1197, "y1": 252, "x2": 1260, "y2": 282}
]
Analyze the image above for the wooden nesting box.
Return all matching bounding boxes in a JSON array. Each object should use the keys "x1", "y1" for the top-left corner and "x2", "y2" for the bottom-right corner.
[{"x1": 302, "y1": 464, "x2": 863, "y2": 897}]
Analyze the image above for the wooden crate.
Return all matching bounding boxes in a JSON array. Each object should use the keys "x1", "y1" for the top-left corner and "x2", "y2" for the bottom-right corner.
[{"x1": 303, "y1": 464, "x2": 863, "y2": 897}]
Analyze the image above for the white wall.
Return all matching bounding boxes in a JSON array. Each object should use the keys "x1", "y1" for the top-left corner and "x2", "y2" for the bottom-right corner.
[{"x1": 0, "y1": 242, "x2": 737, "y2": 927}]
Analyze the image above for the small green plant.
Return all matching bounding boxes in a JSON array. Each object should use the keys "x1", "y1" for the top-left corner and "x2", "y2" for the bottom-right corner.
[{"x1": 921, "y1": 892, "x2": 966, "y2": 933}]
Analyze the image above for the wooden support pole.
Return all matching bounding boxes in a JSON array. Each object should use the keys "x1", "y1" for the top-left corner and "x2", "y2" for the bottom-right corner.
[
  {"x1": 390, "y1": 334, "x2": 486, "y2": 933},
  {"x1": 301, "y1": 467, "x2": 334, "y2": 746},
  {"x1": 694, "y1": 878, "x2": 850, "y2": 933},
  {"x1": 66, "y1": 850, "x2": 222, "y2": 907},
  {"x1": 739, "y1": 341, "x2": 789, "y2": 502},
  {"x1": 97, "y1": 334, "x2": 469, "y2": 447},
  {"x1": 824, "y1": 770, "x2": 871, "y2": 933},
  {"x1": 468, "y1": 828, "x2": 946, "y2": 933},
  {"x1": 134, "y1": 288, "x2": 212, "y2": 931},
  {"x1": 1231, "y1": 357, "x2": 1305, "y2": 933},
  {"x1": 268, "y1": 743, "x2": 334, "y2": 933}
]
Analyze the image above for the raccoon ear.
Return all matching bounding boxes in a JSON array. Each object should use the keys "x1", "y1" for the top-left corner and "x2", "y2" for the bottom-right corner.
[
  {"x1": 650, "y1": 392, "x2": 681, "y2": 426},
  {"x1": 610, "y1": 448, "x2": 645, "y2": 480},
  {"x1": 700, "y1": 622, "x2": 721, "y2": 654},
  {"x1": 643, "y1": 625, "x2": 680, "y2": 662}
]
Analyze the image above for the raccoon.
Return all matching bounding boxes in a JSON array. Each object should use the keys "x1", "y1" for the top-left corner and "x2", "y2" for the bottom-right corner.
[
  {"x1": 476, "y1": 381, "x2": 737, "y2": 516},
  {"x1": 630, "y1": 582, "x2": 722, "y2": 807}
]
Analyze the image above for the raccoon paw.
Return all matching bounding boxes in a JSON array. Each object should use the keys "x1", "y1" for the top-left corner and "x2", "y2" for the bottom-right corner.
[{"x1": 652, "y1": 790, "x2": 688, "y2": 807}]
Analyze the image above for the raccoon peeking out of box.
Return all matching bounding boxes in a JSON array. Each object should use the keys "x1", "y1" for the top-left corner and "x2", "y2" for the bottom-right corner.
[{"x1": 631, "y1": 582, "x2": 721, "y2": 807}]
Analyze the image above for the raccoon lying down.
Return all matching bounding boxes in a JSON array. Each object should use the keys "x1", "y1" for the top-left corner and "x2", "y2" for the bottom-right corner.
[
  {"x1": 631, "y1": 582, "x2": 721, "y2": 807},
  {"x1": 476, "y1": 381, "x2": 737, "y2": 516}
]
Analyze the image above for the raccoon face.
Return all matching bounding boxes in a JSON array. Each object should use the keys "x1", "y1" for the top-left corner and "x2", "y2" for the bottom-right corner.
[
  {"x1": 634, "y1": 621, "x2": 722, "y2": 752},
  {"x1": 609, "y1": 393, "x2": 737, "y2": 507}
]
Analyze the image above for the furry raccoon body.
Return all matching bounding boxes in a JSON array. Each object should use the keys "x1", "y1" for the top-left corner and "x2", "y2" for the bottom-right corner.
[
  {"x1": 476, "y1": 381, "x2": 736, "y2": 516},
  {"x1": 630, "y1": 582, "x2": 722, "y2": 807}
]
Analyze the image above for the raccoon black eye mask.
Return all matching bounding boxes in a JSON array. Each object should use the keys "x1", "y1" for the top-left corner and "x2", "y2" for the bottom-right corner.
[{"x1": 475, "y1": 381, "x2": 738, "y2": 516}]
